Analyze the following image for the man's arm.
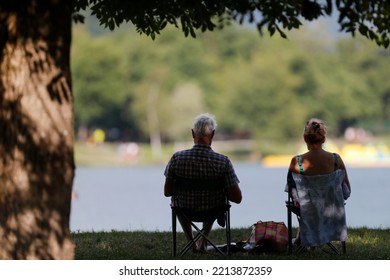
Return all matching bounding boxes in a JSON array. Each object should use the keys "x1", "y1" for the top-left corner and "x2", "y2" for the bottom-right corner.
[
  {"x1": 164, "y1": 177, "x2": 173, "y2": 197},
  {"x1": 228, "y1": 183, "x2": 242, "y2": 204}
]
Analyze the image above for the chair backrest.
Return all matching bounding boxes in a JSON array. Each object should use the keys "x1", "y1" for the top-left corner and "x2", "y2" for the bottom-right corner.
[
  {"x1": 292, "y1": 169, "x2": 347, "y2": 247},
  {"x1": 172, "y1": 175, "x2": 228, "y2": 213}
]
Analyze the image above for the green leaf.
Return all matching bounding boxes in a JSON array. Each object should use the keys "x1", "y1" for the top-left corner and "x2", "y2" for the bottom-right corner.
[
  {"x1": 160, "y1": 20, "x2": 167, "y2": 30},
  {"x1": 269, "y1": 26, "x2": 276, "y2": 36},
  {"x1": 190, "y1": 27, "x2": 196, "y2": 38},
  {"x1": 368, "y1": 30, "x2": 376, "y2": 40},
  {"x1": 358, "y1": 25, "x2": 368, "y2": 37},
  {"x1": 325, "y1": 0, "x2": 333, "y2": 15},
  {"x1": 108, "y1": 20, "x2": 115, "y2": 31},
  {"x1": 72, "y1": 13, "x2": 85, "y2": 24},
  {"x1": 184, "y1": 26, "x2": 189, "y2": 37}
]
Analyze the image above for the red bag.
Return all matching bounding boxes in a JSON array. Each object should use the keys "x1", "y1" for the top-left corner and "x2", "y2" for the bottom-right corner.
[{"x1": 245, "y1": 221, "x2": 288, "y2": 251}]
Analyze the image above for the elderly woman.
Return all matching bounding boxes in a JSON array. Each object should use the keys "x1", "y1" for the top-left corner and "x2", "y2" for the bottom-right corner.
[{"x1": 286, "y1": 118, "x2": 351, "y2": 246}]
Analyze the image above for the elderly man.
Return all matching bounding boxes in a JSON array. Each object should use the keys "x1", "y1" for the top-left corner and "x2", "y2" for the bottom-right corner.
[{"x1": 164, "y1": 113, "x2": 242, "y2": 252}]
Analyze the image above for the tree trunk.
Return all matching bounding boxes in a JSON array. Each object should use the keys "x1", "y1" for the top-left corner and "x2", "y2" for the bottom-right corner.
[{"x1": 0, "y1": 0, "x2": 74, "y2": 259}]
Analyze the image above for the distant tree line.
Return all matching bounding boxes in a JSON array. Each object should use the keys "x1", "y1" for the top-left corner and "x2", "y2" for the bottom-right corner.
[{"x1": 72, "y1": 21, "x2": 390, "y2": 145}]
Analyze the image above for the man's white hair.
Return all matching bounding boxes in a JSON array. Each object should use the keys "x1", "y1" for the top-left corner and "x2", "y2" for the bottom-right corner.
[{"x1": 192, "y1": 113, "x2": 217, "y2": 136}]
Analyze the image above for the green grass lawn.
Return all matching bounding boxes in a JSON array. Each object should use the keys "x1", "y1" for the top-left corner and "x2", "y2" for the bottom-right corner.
[{"x1": 72, "y1": 227, "x2": 390, "y2": 260}]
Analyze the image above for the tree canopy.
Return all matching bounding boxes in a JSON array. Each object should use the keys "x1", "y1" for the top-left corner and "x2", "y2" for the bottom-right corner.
[{"x1": 73, "y1": 0, "x2": 390, "y2": 48}]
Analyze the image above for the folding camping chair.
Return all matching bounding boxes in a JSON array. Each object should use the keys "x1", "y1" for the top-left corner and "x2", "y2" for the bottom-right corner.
[
  {"x1": 286, "y1": 169, "x2": 347, "y2": 254},
  {"x1": 171, "y1": 175, "x2": 231, "y2": 257}
]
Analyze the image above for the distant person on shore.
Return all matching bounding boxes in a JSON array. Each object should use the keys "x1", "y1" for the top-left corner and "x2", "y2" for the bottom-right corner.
[
  {"x1": 164, "y1": 113, "x2": 242, "y2": 252},
  {"x1": 286, "y1": 118, "x2": 351, "y2": 246}
]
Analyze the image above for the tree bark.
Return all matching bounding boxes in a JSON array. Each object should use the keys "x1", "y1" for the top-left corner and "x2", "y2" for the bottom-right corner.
[{"x1": 0, "y1": 0, "x2": 74, "y2": 259}]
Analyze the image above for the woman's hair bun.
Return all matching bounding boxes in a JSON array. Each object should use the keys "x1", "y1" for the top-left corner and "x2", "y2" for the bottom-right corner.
[{"x1": 304, "y1": 118, "x2": 327, "y2": 144}]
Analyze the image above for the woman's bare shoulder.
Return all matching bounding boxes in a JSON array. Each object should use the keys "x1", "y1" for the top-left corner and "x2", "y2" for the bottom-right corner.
[{"x1": 288, "y1": 155, "x2": 299, "y2": 173}]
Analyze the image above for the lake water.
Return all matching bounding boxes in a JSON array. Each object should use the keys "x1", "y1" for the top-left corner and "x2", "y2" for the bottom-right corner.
[{"x1": 70, "y1": 163, "x2": 390, "y2": 232}]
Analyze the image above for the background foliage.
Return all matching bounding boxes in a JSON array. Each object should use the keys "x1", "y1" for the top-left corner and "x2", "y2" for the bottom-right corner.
[{"x1": 71, "y1": 18, "x2": 390, "y2": 147}]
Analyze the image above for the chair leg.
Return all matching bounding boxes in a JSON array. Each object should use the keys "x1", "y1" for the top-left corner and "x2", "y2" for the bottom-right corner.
[
  {"x1": 172, "y1": 209, "x2": 177, "y2": 257},
  {"x1": 226, "y1": 210, "x2": 231, "y2": 256},
  {"x1": 321, "y1": 242, "x2": 346, "y2": 255},
  {"x1": 179, "y1": 226, "x2": 201, "y2": 256},
  {"x1": 287, "y1": 206, "x2": 293, "y2": 253},
  {"x1": 179, "y1": 221, "x2": 225, "y2": 256},
  {"x1": 177, "y1": 215, "x2": 209, "y2": 256},
  {"x1": 174, "y1": 209, "x2": 230, "y2": 257},
  {"x1": 192, "y1": 222, "x2": 225, "y2": 256},
  {"x1": 342, "y1": 241, "x2": 346, "y2": 254},
  {"x1": 326, "y1": 242, "x2": 339, "y2": 254},
  {"x1": 296, "y1": 245, "x2": 305, "y2": 254},
  {"x1": 179, "y1": 236, "x2": 198, "y2": 256}
]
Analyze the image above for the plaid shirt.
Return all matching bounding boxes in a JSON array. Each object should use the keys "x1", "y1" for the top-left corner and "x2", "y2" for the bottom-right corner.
[
  {"x1": 164, "y1": 144, "x2": 240, "y2": 211},
  {"x1": 164, "y1": 144, "x2": 239, "y2": 185}
]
